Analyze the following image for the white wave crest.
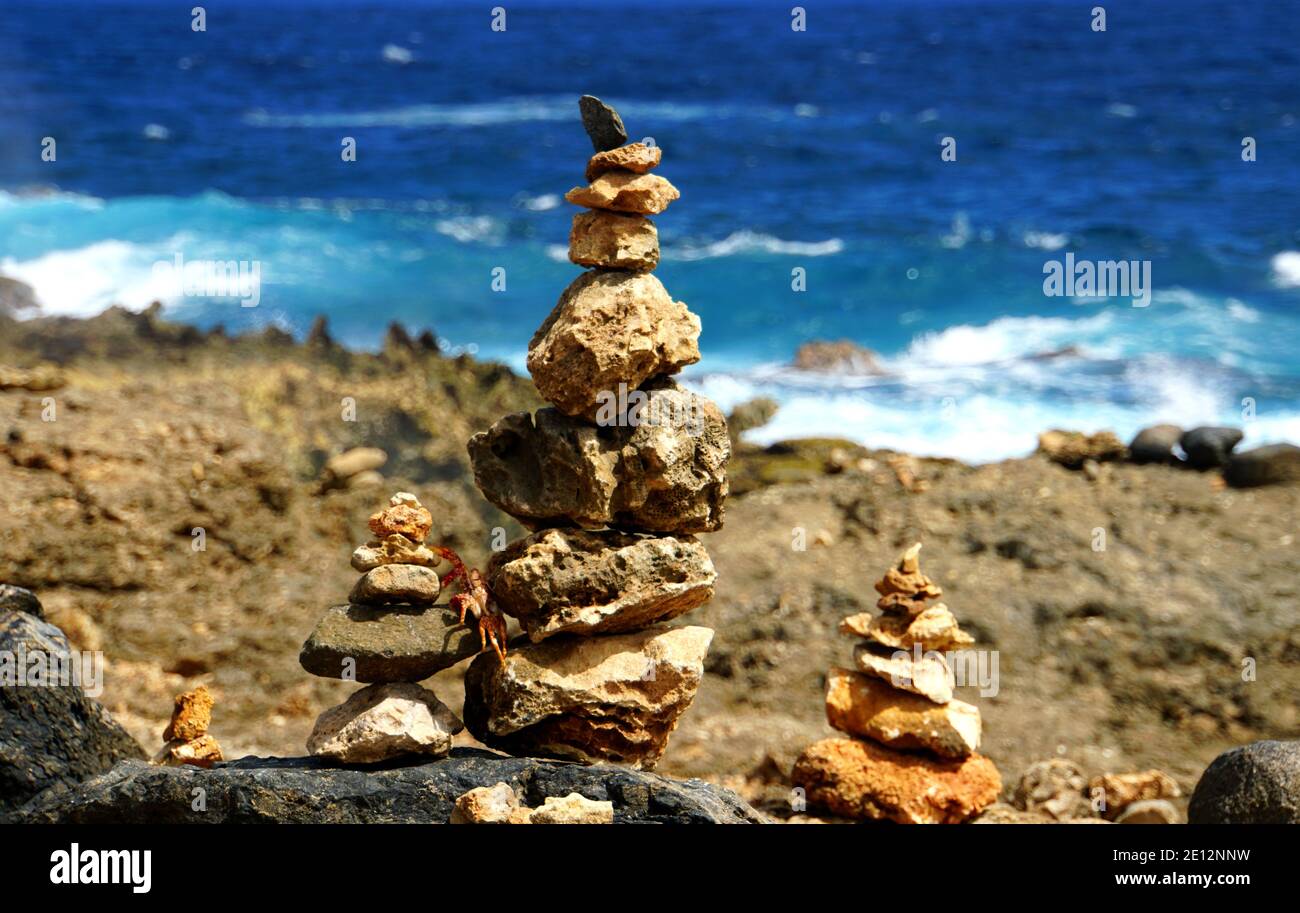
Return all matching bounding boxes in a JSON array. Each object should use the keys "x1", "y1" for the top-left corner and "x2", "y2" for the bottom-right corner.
[
  {"x1": 1271, "y1": 251, "x2": 1300, "y2": 287},
  {"x1": 667, "y1": 231, "x2": 844, "y2": 261}
]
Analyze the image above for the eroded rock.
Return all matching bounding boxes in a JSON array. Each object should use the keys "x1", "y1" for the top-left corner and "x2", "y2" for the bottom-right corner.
[
  {"x1": 1188, "y1": 739, "x2": 1300, "y2": 824},
  {"x1": 154, "y1": 734, "x2": 223, "y2": 769},
  {"x1": 578, "y1": 95, "x2": 628, "y2": 152},
  {"x1": 450, "y1": 782, "x2": 531, "y2": 824},
  {"x1": 307, "y1": 682, "x2": 463, "y2": 764},
  {"x1": 1037, "y1": 429, "x2": 1128, "y2": 469},
  {"x1": 874, "y1": 543, "x2": 943, "y2": 615},
  {"x1": 351, "y1": 534, "x2": 440, "y2": 572},
  {"x1": 840, "y1": 603, "x2": 973, "y2": 651},
  {"x1": 565, "y1": 171, "x2": 680, "y2": 215},
  {"x1": 1224, "y1": 443, "x2": 1300, "y2": 488},
  {"x1": 585, "y1": 142, "x2": 662, "y2": 181},
  {"x1": 1013, "y1": 758, "x2": 1095, "y2": 821},
  {"x1": 568, "y1": 210, "x2": 660, "y2": 270},
  {"x1": 1089, "y1": 769, "x2": 1182, "y2": 820},
  {"x1": 852, "y1": 645, "x2": 952, "y2": 704},
  {"x1": 825, "y1": 667, "x2": 980, "y2": 758},
  {"x1": 163, "y1": 685, "x2": 214, "y2": 742},
  {"x1": 528, "y1": 793, "x2": 614, "y2": 824},
  {"x1": 367, "y1": 491, "x2": 433, "y2": 542}
]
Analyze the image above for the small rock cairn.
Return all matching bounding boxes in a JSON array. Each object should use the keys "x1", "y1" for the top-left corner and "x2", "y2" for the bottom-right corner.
[
  {"x1": 154, "y1": 684, "x2": 223, "y2": 768},
  {"x1": 792, "y1": 544, "x2": 1002, "y2": 823},
  {"x1": 459, "y1": 95, "x2": 732, "y2": 770}
]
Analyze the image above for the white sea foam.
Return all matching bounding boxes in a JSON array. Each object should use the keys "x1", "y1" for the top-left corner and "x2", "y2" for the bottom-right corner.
[
  {"x1": 900, "y1": 312, "x2": 1112, "y2": 367},
  {"x1": 1271, "y1": 251, "x2": 1300, "y2": 287},
  {"x1": 381, "y1": 44, "x2": 413, "y2": 65},
  {"x1": 1, "y1": 238, "x2": 184, "y2": 316},
  {"x1": 434, "y1": 215, "x2": 501, "y2": 244},
  {"x1": 666, "y1": 231, "x2": 844, "y2": 261}
]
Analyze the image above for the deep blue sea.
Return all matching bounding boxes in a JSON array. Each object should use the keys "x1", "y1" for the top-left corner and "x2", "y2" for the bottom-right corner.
[{"x1": 2, "y1": 0, "x2": 1299, "y2": 459}]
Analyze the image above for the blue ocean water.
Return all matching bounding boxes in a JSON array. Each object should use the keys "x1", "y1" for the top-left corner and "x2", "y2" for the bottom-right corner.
[{"x1": 2, "y1": 0, "x2": 1299, "y2": 459}]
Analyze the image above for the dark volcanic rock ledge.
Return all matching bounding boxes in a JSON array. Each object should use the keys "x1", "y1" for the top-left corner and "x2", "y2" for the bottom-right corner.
[{"x1": 11, "y1": 749, "x2": 765, "y2": 824}]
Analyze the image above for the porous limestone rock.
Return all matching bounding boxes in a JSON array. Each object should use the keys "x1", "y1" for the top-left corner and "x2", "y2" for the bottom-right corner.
[
  {"x1": 163, "y1": 684, "x2": 214, "y2": 742},
  {"x1": 1089, "y1": 769, "x2": 1182, "y2": 820},
  {"x1": 1036, "y1": 429, "x2": 1127, "y2": 469},
  {"x1": 568, "y1": 210, "x2": 660, "y2": 270},
  {"x1": 462, "y1": 625, "x2": 713, "y2": 769},
  {"x1": 307, "y1": 682, "x2": 462, "y2": 764},
  {"x1": 585, "y1": 142, "x2": 662, "y2": 181},
  {"x1": 565, "y1": 171, "x2": 680, "y2": 215},
  {"x1": 348, "y1": 564, "x2": 441, "y2": 605},
  {"x1": 840, "y1": 603, "x2": 974, "y2": 651},
  {"x1": 1013, "y1": 758, "x2": 1096, "y2": 821},
  {"x1": 527, "y1": 270, "x2": 699, "y2": 419},
  {"x1": 154, "y1": 734, "x2": 223, "y2": 769},
  {"x1": 528, "y1": 793, "x2": 614, "y2": 824},
  {"x1": 299, "y1": 604, "x2": 479, "y2": 682},
  {"x1": 450, "y1": 782, "x2": 531, "y2": 824},
  {"x1": 852, "y1": 644, "x2": 953, "y2": 704},
  {"x1": 351, "y1": 534, "x2": 440, "y2": 572},
  {"x1": 487, "y1": 528, "x2": 715, "y2": 641},
  {"x1": 792, "y1": 737, "x2": 1000, "y2": 824},
  {"x1": 367, "y1": 491, "x2": 433, "y2": 542},
  {"x1": 824, "y1": 667, "x2": 980, "y2": 758},
  {"x1": 467, "y1": 378, "x2": 729, "y2": 534},
  {"x1": 874, "y1": 543, "x2": 943, "y2": 614}
]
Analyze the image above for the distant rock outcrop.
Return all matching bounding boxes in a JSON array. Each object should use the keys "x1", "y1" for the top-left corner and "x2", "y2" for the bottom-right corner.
[{"x1": 791, "y1": 339, "x2": 886, "y2": 375}]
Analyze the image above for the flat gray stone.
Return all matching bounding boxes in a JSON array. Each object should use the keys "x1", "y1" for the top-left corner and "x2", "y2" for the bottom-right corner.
[
  {"x1": 299, "y1": 603, "x2": 480, "y2": 682},
  {"x1": 579, "y1": 95, "x2": 628, "y2": 152}
]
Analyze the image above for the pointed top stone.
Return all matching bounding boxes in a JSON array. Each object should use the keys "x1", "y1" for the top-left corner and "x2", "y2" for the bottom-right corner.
[{"x1": 579, "y1": 95, "x2": 628, "y2": 152}]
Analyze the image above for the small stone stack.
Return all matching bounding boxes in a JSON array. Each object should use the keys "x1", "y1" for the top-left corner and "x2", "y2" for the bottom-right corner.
[
  {"x1": 298, "y1": 492, "x2": 467, "y2": 764},
  {"x1": 793, "y1": 544, "x2": 1002, "y2": 823},
  {"x1": 154, "y1": 685, "x2": 223, "y2": 768},
  {"x1": 461, "y1": 96, "x2": 729, "y2": 770}
]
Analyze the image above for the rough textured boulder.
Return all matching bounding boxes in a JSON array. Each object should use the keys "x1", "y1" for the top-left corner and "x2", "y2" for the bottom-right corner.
[
  {"x1": 164, "y1": 685, "x2": 214, "y2": 742},
  {"x1": 348, "y1": 564, "x2": 441, "y2": 605},
  {"x1": 841, "y1": 604, "x2": 973, "y2": 651},
  {"x1": 155, "y1": 734, "x2": 223, "y2": 768},
  {"x1": 0, "y1": 610, "x2": 144, "y2": 817},
  {"x1": 487, "y1": 528, "x2": 715, "y2": 641},
  {"x1": 1179, "y1": 426, "x2": 1243, "y2": 469},
  {"x1": 11, "y1": 750, "x2": 763, "y2": 823},
  {"x1": 451, "y1": 781, "x2": 533, "y2": 824},
  {"x1": 527, "y1": 271, "x2": 699, "y2": 419},
  {"x1": 792, "y1": 737, "x2": 1000, "y2": 824},
  {"x1": 299, "y1": 603, "x2": 480, "y2": 682},
  {"x1": 565, "y1": 171, "x2": 680, "y2": 215},
  {"x1": 468, "y1": 379, "x2": 730, "y2": 533},
  {"x1": 585, "y1": 142, "x2": 662, "y2": 181},
  {"x1": 1224, "y1": 443, "x2": 1300, "y2": 487},
  {"x1": 1188, "y1": 739, "x2": 1300, "y2": 823},
  {"x1": 1013, "y1": 758, "x2": 1095, "y2": 820},
  {"x1": 1128, "y1": 424, "x2": 1183, "y2": 464},
  {"x1": 351, "y1": 534, "x2": 440, "y2": 572},
  {"x1": 1089, "y1": 769, "x2": 1181, "y2": 820},
  {"x1": 568, "y1": 211, "x2": 660, "y2": 270},
  {"x1": 367, "y1": 491, "x2": 433, "y2": 542},
  {"x1": 0, "y1": 584, "x2": 43, "y2": 619},
  {"x1": 307, "y1": 682, "x2": 462, "y2": 764},
  {"x1": 1037, "y1": 429, "x2": 1127, "y2": 469},
  {"x1": 825, "y1": 667, "x2": 980, "y2": 758},
  {"x1": 462, "y1": 625, "x2": 713, "y2": 769}
]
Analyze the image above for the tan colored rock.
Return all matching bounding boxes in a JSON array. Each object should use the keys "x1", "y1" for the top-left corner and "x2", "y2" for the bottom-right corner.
[
  {"x1": 348, "y1": 564, "x2": 441, "y2": 605},
  {"x1": 1090, "y1": 770, "x2": 1182, "y2": 820},
  {"x1": 450, "y1": 782, "x2": 532, "y2": 824},
  {"x1": 468, "y1": 378, "x2": 729, "y2": 534},
  {"x1": 852, "y1": 644, "x2": 952, "y2": 704},
  {"x1": 1115, "y1": 799, "x2": 1180, "y2": 824},
  {"x1": 163, "y1": 684, "x2": 214, "y2": 742},
  {"x1": 487, "y1": 528, "x2": 715, "y2": 641},
  {"x1": 527, "y1": 271, "x2": 700, "y2": 420},
  {"x1": 367, "y1": 491, "x2": 433, "y2": 542},
  {"x1": 0, "y1": 363, "x2": 65, "y2": 392},
  {"x1": 351, "y1": 534, "x2": 440, "y2": 572},
  {"x1": 585, "y1": 142, "x2": 662, "y2": 181},
  {"x1": 792, "y1": 737, "x2": 1001, "y2": 824},
  {"x1": 321, "y1": 447, "x2": 387, "y2": 487},
  {"x1": 565, "y1": 171, "x2": 679, "y2": 215},
  {"x1": 874, "y1": 542, "x2": 943, "y2": 614},
  {"x1": 155, "y1": 734, "x2": 223, "y2": 769},
  {"x1": 568, "y1": 210, "x2": 659, "y2": 270},
  {"x1": 1037, "y1": 429, "x2": 1127, "y2": 469},
  {"x1": 1014, "y1": 758, "x2": 1096, "y2": 820},
  {"x1": 825, "y1": 667, "x2": 980, "y2": 758},
  {"x1": 307, "y1": 682, "x2": 463, "y2": 764},
  {"x1": 528, "y1": 793, "x2": 614, "y2": 824},
  {"x1": 840, "y1": 603, "x2": 974, "y2": 651},
  {"x1": 462, "y1": 625, "x2": 713, "y2": 769}
]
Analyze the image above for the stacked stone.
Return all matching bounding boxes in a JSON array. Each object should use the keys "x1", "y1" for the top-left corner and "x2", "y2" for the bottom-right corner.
[
  {"x1": 298, "y1": 492, "x2": 467, "y2": 764},
  {"x1": 792, "y1": 544, "x2": 1002, "y2": 823},
  {"x1": 154, "y1": 685, "x2": 223, "y2": 768},
  {"x1": 460, "y1": 96, "x2": 730, "y2": 771}
]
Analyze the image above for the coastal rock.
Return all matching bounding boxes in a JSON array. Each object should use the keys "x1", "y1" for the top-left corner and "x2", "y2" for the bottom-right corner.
[
  {"x1": 1013, "y1": 758, "x2": 1095, "y2": 821},
  {"x1": 873, "y1": 543, "x2": 943, "y2": 615},
  {"x1": 565, "y1": 171, "x2": 680, "y2": 215},
  {"x1": 163, "y1": 685, "x2": 214, "y2": 742},
  {"x1": 467, "y1": 379, "x2": 730, "y2": 533},
  {"x1": 792, "y1": 737, "x2": 1000, "y2": 824},
  {"x1": 348, "y1": 564, "x2": 441, "y2": 605},
  {"x1": 154, "y1": 734, "x2": 223, "y2": 768},
  {"x1": 1037, "y1": 429, "x2": 1127, "y2": 469},
  {"x1": 1224, "y1": 443, "x2": 1300, "y2": 488},
  {"x1": 529, "y1": 793, "x2": 614, "y2": 824},
  {"x1": 852, "y1": 645, "x2": 952, "y2": 704},
  {"x1": 1179, "y1": 426, "x2": 1243, "y2": 469},
  {"x1": 350, "y1": 534, "x2": 440, "y2": 572},
  {"x1": 299, "y1": 604, "x2": 479, "y2": 682},
  {"x1": 840, "y1": 603, "x2": 974, "y2": 651},
  {"x1": 568, "y1": 210, "x2": 660, "y2": 270},
  {"x1": 0, "y1": 363, "x2": 65, "y2": 392},
  {"x1": 791, "y1": 339, "x2": 886, "y2": 375},
  {"x1": 307, "y1": 682, "x2": 463, "y2": 764},
  {"x1": 486, "y1": 528, "x2": 715, "y2": 641},
  {"x1": 320, "y1": 447, "x2": 387, "y2": 488},
  {"x1": 0, "y1": 611, "x2": 144, "y2": 817},
  {"x1": 1188, "y1": 739, "x2": 1300, "y2": 824},
  {"x1": 0, "y1": 583, "x2": 42, "y2": 619},
  {"x1": 585, "y1": 142, "x2": 661, "y2": 181},
  {"x1": 527, "y1": 271, "x2": 699, "y2": 419},
  {"x1": 462, "y1": 625, "x2": 713, "y2": 769},
  {"x1": 578, "y1": 95, "x2": 628, "y2": 152},
  {"x1": 367, "y1": 491, "x2": 433, "y2": 542},
  {"x1": 12, "y1": 750, "x2": 763, "y2": 824},
  {"x1": 1116, "y1": 799, "x2": 1180, "y2": 824},
  {"x1": 825, "y1": 667, "x2": 980, "y2": 757},
  {"x1": 1089, "y1": 769, "x2": 1181, "y2": 820},
  {"x1": 1128, "y1": 424, "x2": 1183, "y2": 464},
  {"x1": 726, "y1": 397, "x2": 779, "y2": 439},
  {"x1": 450, "y1": 782, "x2": 531, "y2": 824}
]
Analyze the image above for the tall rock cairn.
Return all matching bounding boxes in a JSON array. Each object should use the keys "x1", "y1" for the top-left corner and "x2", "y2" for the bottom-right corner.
[
  {"x1": 462, "y1": 96, "x2": 730, "y2": 770},
  {"x1": 792, "y1": 544, "x2": 1002, "y2": 823}
]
